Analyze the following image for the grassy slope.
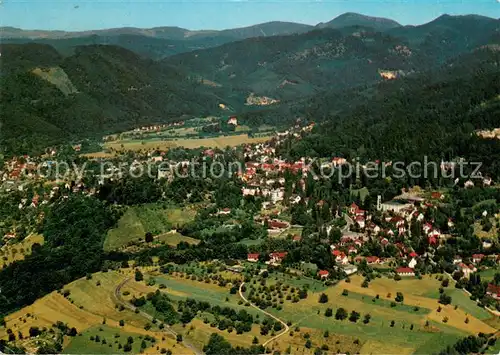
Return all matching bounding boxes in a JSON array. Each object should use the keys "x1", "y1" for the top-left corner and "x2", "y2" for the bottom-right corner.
[
  {"x1": 104, "y1": 204, "x2": 197, "y2": 250},
  {"x1": 64, "y1": 325, "x2": 154, "y2": 354}
]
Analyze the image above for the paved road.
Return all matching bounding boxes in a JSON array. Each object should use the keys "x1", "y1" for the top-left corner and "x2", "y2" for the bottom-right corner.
[
  {"x1": 114, "y1": 277, "x2": 202, "y2": 355},
  {"x1": 238, "y1": 282, "x2": 289, "y2": 347}
]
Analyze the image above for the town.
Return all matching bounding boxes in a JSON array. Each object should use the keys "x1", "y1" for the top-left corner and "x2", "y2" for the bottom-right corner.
[{"x1": 0, "y1": 114, "x2": 499, "y2": 354}]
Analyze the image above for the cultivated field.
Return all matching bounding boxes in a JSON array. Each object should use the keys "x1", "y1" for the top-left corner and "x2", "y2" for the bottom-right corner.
[
  {"x1": 241, "y1": 272, "x2": 497, "y2": 354},
  {"x1": 0, "y1": 234, "x2": 44, "y2": 269},
  {"x1": 104, "y1": 134, "x2": 271, "y2": 152},
  {"x1": 0, "y1": 270, "x2": 192, "y2": 354}
]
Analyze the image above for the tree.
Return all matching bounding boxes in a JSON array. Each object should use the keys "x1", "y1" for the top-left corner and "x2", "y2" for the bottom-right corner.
[
  {"x1": 395, "y1": 292, "x2": 404, "y2": 303},
  {"x1": 135, "y1": 270, "x2": 144, "y2": 282},
  {"x1": 252, "y1": 336, "x2": 259, "y2": 344},
  {"x1": 439, "y1": 293, "x2": 452, "y2": 305},
  {"x1": 145, "y1": 232, "x2": 154, "y2": 243},
  {"x1": 324, "y1": 308, "x2": 333, "y2": 317},
  {"x1": 29, "y1": 326, "x2": 40, "y2": 337},
  {"x1": 335, "y1": 308, "x2": 348, "y2": 320},
  {"x1": 342, "y1": 289, "x2": 348, "y2": 296},
  {"x1": 203, "y1": 333, "x2": 233, "y2": 355},
  {"x1": 119, "y1": 320, "x2": 125, "y2": 327},
  {"x1": 305, "y1": 339, "x2": 312, "y2": 349},
  {"x1": 363, "y1": 314, "x2": 371, "y2": 324},
  {"x1": 318, "y1": 293, "x2": 328, "y2": 303},
  {"x1": 176, "y1": 334, "x2": 183, "y2": 343},
  {"x1": 349, "y1": 311, "x2": 360, "y2": 323}
]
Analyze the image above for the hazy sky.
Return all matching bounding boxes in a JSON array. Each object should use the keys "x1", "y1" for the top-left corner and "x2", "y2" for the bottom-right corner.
[{"x1": 1, "y1": 0, "x2": 499, "y2": 31}]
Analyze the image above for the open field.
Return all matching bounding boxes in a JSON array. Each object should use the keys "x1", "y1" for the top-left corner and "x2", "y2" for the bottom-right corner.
[
  {"x1": 172, "y1": 319, "x2": 268, "y2": 351},
  {"x1": 152, "y1": 275, "x2": 261, "y2": 317},
  {"x1": 423, "y1": 287, "x2": 491, "y2": 320},
  {"x1": 64, "y1": 325, "x2": 156, "y2": 354},
  {"x1": 473, "y1": 217, "x2": 498, "y2": 239},
  {"x1": 104, "y1": 203, "x2": 198, "y2": 250},
  {"x1": 104, "y1": 133, "x2": 271, "y2": 152},
  {"x1": 478, "y1": 267, "x2": 499, "y2": 282},
  {"x1": 340, "y1": 275, "x2": 495, "y2": 332},
  {"x1": 79, "y1": 151, "x2": 115, "y2": 159},
  {"x1": 0, "y1": 270, "x2": 192, "y2": 353},
  {"x1": 243, "y1": 273, "x2": 497, "y2": 354},
  {"x1": 0, "y1": 234, "x2": 44, "y2": 269}
]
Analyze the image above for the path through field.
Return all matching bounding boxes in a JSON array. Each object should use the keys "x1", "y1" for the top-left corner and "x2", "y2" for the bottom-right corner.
[
  {"x1": 238, "y1": 282, "x2": 290, "y2": 347},
  {"x1": 113, "y1": 277, "x2": 202, "y2": 355}
]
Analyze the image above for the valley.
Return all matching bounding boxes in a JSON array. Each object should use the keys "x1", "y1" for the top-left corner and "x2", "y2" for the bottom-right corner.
[{"x1": 0, "y1": 8, "x2": 500, "y2": 355}]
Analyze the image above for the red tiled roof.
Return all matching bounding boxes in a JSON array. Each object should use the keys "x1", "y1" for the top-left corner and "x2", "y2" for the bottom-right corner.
[
  {"x1": 247, "y1": 253, "x2": 260, "y2": 260},
  {"x1": 396, "y1": 267, "x2": 414, "y2": 274},
  {"x1": 487, "y1": 283, "x2": 500, "y2": 296},
  {"x1": 318, "y1": 270, "x2": 329, "y2": 276},
  {"x1": 270, "y1": 252, "x2": 288, "y2": 259}
]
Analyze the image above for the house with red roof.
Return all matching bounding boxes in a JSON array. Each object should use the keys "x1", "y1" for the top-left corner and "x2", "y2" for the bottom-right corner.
[
  {"x1": 431, "y1": 192, "x2": 444, "y2": 200},
  {"x1": 247, "y1": 253, "x2": 260, "y2": 262},
  {"x1": 457, "y1": 263, "x2": 477, "y2": 278},
  {"x1": 218, "y1": 208, "x2": 231, "y2": 215},
  {"x1": 228, "y1": 116, "x2": 238, "y2": 125},
  {"x1": 472, "y1": 254, "x2": 485, "y2": 264},
  {"x1": 355, "y1": 215, "x2": 365, "y2": 229},
  {"x1": 423, "y1": 223, "x2": 433, "y2": 234},
  {"x1": 267, "y1": 219, "x2": 289, "y2": 230},
  {"x1": 318, "y1": 270, "x2": 330, "y2": 279},
  {"x1": 292, "y1": 235, "x2": 302, "y2": 242},
  {"x1": 428, "y1": 236, "x2": 438, "y2": 246},
  {"x1": 395, "y1": 267, "x2": 415, "y2": 276},
  {"x1": 332, "y1": 157, "x2": 347, "y2": 166},
  {"x1": 332, "y1": 250, "x2": 349, "y2": 265},
  {"x1": 269, "y1": 252, "x2": 288, "y2": 265},
  {"x1": 365, "y1": 256, "x2": 380, "y2": 264},
  {"x1": 486, "y1": 284, "x2": 500, "y2": 300},
  {"x1": 349, "y1": 203, "x2": 359, "y2": 215}
]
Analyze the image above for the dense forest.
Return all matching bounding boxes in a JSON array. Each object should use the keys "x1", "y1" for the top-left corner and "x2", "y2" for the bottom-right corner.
[{"x1": 0, "y1": 43, "x2": 220, "y2": 155}]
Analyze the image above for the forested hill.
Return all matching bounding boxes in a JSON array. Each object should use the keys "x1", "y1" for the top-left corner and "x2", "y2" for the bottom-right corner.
[
  {"x1": 317, "y1": 12, "x2": 401, "y2": 31},
  {"x1": 0, "y1": 43, "x2": 221, "y2": 155},
  {"x1": 165, "y1": 16, "x2": 499, "y2": 102},
  {"x1": 278, "y1": 46, "x2": 500, "y2": 177}
]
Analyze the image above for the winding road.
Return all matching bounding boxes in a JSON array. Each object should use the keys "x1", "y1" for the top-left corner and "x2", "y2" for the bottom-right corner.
[
  {"x1": 113, "y1": 277, "x2": 202, "y2": 355},
  {"x1": 238, "y1": 282, "x2": 290, "y2": 347}
]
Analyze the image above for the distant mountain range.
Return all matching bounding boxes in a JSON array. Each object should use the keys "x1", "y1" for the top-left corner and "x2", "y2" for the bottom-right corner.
[
  {"x1": 317, "y1": 12, "x2": 401, "y2": 31},
  {"x1": 3, "y1": 13, "x2": 496, "y2": 60},
  {"x1": 2, "y1": 13, "x2": 399, "y2": 40},
  {"x1": 1, "y1": 13, "x2": 499, "y2": 156}
]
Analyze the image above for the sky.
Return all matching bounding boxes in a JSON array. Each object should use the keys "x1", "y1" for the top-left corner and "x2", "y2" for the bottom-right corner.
[{"x1": 1, "y1": 0, "x2": 499, "y2": 31}]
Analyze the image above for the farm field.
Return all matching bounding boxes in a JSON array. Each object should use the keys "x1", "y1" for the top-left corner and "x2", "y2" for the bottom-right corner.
[
  {"x1": 64, "y1": 325, "x2": 156, "y2": 354},
  {"x1": 0, "y1": 270, "x2": 192, "y2": 353},
  {"x1": 478, "y1": 266, "x2": 500, "y2": 282},
  {"x1": 104, "y1": 133, "x2": 271, "y2": 152},
  {"x1": 171, "y1": 319, "x2": 267, "y2": 351},
  {"x1": 152, "y1": 275, "x2": 260, "y2": 316},
  {"x1": 63, "y1": 271, "x2": 152, "y2": 328},
  {"x1": 243, "y1": 273, "x2": 496, "y2": 354},
  {"x1": 104, "y1": 203, "x2": 198, "y2": 250},
  {"x1": 423, "y1": 287, "x2": 491, "y2": 320},
  {"x1": 0, "y1": 234, "x2": 44, "y2": 269}
]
